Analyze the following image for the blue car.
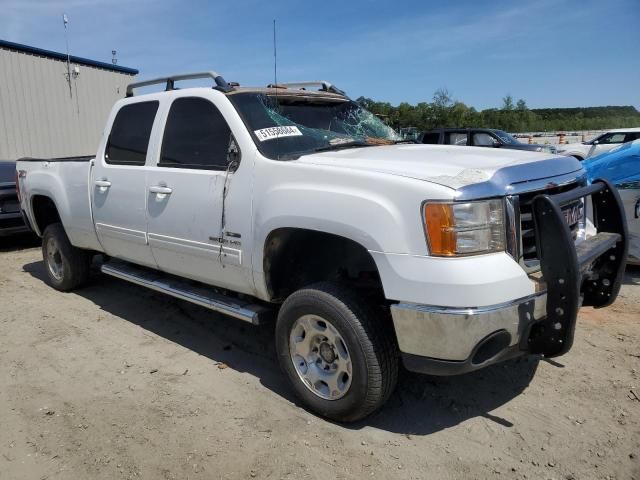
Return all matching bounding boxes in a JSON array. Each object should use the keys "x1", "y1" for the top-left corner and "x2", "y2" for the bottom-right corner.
[{"x1": 584, "y1": 139, "x2": 640, "y2": 264}]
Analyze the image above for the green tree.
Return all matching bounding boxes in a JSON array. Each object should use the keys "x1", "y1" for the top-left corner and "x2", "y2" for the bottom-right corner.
[{"x1": 502, "y1": 95, "x2": 515, "y2": 111}]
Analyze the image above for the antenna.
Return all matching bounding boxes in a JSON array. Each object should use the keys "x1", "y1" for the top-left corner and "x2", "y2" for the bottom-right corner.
[
  {"x1": 62, "y1": 13, "x2": 72, "y2": 98},
  {"x1": 273, "y1": 19, "x2": 278, "y2": 87}
]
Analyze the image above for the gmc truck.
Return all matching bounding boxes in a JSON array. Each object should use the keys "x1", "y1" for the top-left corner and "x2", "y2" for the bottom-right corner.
[{"x1": 16, "y1": 72, "x2": 628, "y2": 422}]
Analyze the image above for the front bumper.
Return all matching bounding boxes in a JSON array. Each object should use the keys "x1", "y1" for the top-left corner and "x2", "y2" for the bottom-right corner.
[{"x1": 392, "y1": 179, "x2": 628, "y2": 375}]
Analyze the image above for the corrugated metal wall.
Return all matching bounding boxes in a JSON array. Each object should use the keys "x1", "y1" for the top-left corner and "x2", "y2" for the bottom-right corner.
[{"x1": 0, "y1": 47, "x2": 135, "y2": 160}]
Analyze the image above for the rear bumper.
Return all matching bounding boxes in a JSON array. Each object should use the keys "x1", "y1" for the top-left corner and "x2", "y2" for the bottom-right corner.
[{"x1": 393, "y1": 179, "x2": 628, "y2": 375}]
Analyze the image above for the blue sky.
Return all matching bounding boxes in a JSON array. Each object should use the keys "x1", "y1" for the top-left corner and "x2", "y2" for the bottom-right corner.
[{"x1": 2, "y1": 0, "x2": 639, "y2": 109}]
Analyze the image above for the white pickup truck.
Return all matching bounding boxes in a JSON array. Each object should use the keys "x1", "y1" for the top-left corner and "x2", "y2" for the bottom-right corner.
[{"x1": 16, "y1": 72, "x2": 628, "y2": 422}]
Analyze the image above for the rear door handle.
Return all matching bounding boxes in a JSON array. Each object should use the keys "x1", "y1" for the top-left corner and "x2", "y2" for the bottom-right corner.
[
  {"x1": 149, "y1": 185, "x2": 173, "y2": 195},
  {"x1": 95, "y1": 180, "x2": 111, "y2": 188}
]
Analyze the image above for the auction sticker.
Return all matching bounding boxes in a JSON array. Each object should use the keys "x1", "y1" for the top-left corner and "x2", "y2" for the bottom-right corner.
[{"x1": 254, "y1": 125, "x2": 302, "y2": 142}]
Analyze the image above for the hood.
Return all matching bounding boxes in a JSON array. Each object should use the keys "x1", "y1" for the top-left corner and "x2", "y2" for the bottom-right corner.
[
  {"x1": 0, "y1": 160, "x2": 16, "y2": 184},
  {"x1": 297, "y1": 144, "x2": 582, "y2": 190}
]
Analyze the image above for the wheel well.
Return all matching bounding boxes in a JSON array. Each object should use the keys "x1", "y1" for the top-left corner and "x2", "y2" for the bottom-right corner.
[
  {"x1": 263, "y1": 228, "x2": 384, "y2": 302},
  {"x1": 31, "y1": 196, "x2": 61, "y2": 234}
]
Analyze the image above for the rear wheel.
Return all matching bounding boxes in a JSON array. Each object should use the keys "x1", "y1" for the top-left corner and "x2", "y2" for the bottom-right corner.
[
  {"x1": 42, "y1": 223, "x2": 91, "y2": 291},
  {"x1": 276, "y1": 282, "x2": 398, "y2": 422}
]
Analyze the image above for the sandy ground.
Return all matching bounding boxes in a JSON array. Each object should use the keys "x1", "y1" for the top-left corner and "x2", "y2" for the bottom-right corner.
[{"x1": 1, "y1": 234, "x2": 639, "y2": 480}]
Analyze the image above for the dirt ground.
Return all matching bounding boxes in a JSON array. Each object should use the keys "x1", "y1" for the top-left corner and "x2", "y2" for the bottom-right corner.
[{"x1": 1, "y1": 234, "x2": 638, "y2": 480}]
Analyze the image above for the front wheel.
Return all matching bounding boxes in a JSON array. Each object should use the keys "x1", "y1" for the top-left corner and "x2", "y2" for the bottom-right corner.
[
  {"x1": 42, "y1": 223, "x2": 91, "y2": 291},
  {"x1": 275, "y1": 282, "x2": 398, "y2": 422}
]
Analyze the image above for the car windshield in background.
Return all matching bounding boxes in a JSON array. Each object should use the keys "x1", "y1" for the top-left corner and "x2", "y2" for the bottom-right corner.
[
  {"x1": 228, "y1": 92, "x2": 400, "y2": 159},
  {"x1": 494, "y1": 130, "x2": 519, "y2": 145}
]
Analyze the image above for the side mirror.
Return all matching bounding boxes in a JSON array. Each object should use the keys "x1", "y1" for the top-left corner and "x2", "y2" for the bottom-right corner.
[
  {"x1": 493, "y1": 142, "x2": 502, "y2": 148},
  {"x1": 593, "y1": 140, "x2": 599, "y2": 145}
]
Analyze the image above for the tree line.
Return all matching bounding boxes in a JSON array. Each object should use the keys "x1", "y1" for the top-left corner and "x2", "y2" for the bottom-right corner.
[{"x1": 356, "y1": 89, "x2": 640, "y2": 133}]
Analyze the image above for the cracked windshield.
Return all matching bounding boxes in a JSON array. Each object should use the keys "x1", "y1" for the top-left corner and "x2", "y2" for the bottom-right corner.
[{"x1": 229, "y1": 91, "x2": 401, "y2": 159}]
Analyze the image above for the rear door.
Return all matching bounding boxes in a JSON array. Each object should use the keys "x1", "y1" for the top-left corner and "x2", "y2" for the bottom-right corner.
[
  {"x1": 145, "y1": 94, "x2": 246, "y2": 289},
  {"x1": 92, "y1": 100, "x2": 159, "y2": 267}
]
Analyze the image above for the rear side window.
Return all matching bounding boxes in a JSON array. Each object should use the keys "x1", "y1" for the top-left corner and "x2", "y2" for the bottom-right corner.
[
  {"x1": 625, "y1": 132, "x2": 640, "y2": 142},
  {"x1": 445, "y1": 132, "x2": 468, "y2": 146},
  {"x1": 105, "y1": 101, "x2": 159, "y2": 165},
  {"x1": 422, "y1": 132, "x2": 440, "y2": 144},
  {"x1": 160, "y1": 97, "x2": 233, "y2": 170}
]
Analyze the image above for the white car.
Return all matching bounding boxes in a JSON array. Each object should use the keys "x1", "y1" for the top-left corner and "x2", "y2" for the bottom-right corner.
[
  {"x1": 16, "y1": 72, "x2": 628, "y2": 422},
  {"x1": 557, "y1": 127, "x2": 640, "y2": 160}
]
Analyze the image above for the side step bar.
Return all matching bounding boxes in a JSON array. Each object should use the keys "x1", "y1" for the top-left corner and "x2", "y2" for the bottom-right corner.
[{"x1": 100, "y1": 260, "x2": 270, "y2": 325}]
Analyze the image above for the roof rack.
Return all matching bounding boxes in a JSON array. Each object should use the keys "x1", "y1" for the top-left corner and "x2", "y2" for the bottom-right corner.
[
  {"x1": 267, "y1": 81, "x2": 347, "y2": 96},
  {"x1": 125, "y1": 71, "x2": 232, "y2": 97}
]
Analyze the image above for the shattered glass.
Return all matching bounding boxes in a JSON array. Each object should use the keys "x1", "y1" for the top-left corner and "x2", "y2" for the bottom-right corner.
[{"x1": 229, "y1": 92, "x2": 400, "y2": 160}]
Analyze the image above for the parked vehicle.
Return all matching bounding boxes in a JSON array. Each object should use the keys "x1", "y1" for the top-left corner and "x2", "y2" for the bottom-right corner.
[
  {"x1": 556, "y1": 127, "x2": 640, "y2": 160},
  {"x1": 584, "y1": 139, "x2": 640, "y2": 264},
  {"x1": 0, "y1": 160, "x2": 29, "y2": 237},
  {"x1": 16, "y1": 72, "x2": 628, "y2": 422},
  {"x1": 419, "y1": 128, "x2": 557, "y2": 154}
]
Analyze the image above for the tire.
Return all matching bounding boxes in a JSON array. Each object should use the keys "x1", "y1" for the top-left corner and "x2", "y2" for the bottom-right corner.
[
  {"x1": 275, "y1": 282, "x2": 398, "y2": 422},
  {"x1": 42, "y1": 223, "x2": 91, "y2": 291}
]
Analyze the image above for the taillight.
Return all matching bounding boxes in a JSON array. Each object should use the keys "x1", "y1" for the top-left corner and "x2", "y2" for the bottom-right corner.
[{"x1": 15, "y1": 170, "x2": 23, "y2": 202}]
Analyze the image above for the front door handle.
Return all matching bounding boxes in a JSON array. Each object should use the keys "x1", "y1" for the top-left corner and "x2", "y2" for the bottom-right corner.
[
  {"x1": 149, "y1": 185, "x2": 173, "y2": 195},
  {"x1": 95, "y1": 180, "x2": 111, "y2": 188}
]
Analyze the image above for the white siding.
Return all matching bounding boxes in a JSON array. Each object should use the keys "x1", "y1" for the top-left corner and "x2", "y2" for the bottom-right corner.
[{"x1": 0, "y1": 47, "x2": 135, "y2": 160}]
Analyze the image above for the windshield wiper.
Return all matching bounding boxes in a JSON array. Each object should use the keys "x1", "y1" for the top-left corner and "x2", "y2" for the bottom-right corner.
[
  {"x1": 312, "y1": 141, "x2": 376, "y2": 153},
  {"x1": 392, "y1": 139, "x2": 418, "y2": 144}
]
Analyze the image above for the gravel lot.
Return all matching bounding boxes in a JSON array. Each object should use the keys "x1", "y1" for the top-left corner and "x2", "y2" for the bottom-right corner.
[{"x1": 1, "y1": 234, "x2": 639, "y2": 480}]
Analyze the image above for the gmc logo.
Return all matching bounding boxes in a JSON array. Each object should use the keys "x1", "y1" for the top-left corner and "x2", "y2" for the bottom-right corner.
[{"x1": 562, "y1": 202, "x2": 584, "y2": 227}]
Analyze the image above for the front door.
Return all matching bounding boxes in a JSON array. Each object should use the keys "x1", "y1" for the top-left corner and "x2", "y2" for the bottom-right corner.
[
  {"x1": 92, "y1": 100, "x2": 159, "y2": 268},
  {"x1": 588, "y1": 132, "x2": 628, "y2": 157},
  {"x1": 145, "y1": 95, "x2": 247, "y2": 290}
]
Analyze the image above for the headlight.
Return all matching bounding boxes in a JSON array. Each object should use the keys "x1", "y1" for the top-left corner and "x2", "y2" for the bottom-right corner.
[{"x1": 423, "y1": 199, "x2": 505, "y2": 256}]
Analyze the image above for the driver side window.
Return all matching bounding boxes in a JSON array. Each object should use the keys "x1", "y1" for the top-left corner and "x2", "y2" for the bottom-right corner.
[
  {"x1": 159, "y1": 97, "x2": 237, "y2": 170},
  {"x1": 598, "y1": 133, "x2": 626, "y2": 145}
]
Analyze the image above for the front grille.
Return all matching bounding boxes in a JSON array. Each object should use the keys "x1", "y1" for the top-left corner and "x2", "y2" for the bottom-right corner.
[{"x1": 517, "y1": 181, "x2": 584, "y2": 266}]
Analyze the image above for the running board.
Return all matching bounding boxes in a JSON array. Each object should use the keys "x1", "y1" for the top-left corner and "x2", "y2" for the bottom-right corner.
[{"x1": 100, "y1": 260, "x2": 269, "y2": 325}]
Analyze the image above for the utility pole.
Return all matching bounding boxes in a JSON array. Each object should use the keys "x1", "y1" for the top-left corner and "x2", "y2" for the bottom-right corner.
[{"x1": 63, "y1": 13, "x2": 72, "y2": 98}]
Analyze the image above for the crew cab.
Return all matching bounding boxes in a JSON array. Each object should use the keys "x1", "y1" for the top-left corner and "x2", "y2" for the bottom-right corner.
[
  {"x1": 556, "y1": 127, "x2": 640, "y2": 160},
  {"x1": 16, "y1": 72, "x2": 628, "y2": 422},
  {"x1": 420, "y1": 127, "x2": 557, "y2": 154}
]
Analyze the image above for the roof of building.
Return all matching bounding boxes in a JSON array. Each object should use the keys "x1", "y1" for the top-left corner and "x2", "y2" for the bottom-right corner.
[{"x1": 0, "y1": 39, "x2": 138, "y2": 75}]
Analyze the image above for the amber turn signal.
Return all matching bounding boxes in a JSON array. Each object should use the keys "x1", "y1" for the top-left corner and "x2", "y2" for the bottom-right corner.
[{"x1": 424, "y1": 203, "x2": 457, "y2": 256}]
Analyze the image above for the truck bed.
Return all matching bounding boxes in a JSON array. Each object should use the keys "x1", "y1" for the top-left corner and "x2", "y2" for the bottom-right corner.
[{"x1": 16, "y1": 156, "x2": 102, "y2": 251}]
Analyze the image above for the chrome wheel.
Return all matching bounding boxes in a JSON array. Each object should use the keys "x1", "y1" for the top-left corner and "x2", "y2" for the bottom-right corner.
[
  {"x1": 46, "y1": 237, "x2": 63, "y2": 281},
  {"x1": 289, "y1": 314, "x2": 353, "y2": 400}
]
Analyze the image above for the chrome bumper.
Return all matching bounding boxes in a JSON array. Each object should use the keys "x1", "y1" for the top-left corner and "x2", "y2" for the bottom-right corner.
[{"x1": 391, "y1": 293, "x2": 547, "y2": 373}]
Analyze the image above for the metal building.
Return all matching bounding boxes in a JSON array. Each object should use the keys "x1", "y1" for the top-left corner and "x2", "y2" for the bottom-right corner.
[{"x1": 0, "y1": 39, "x2": 138, "y2": 160}]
